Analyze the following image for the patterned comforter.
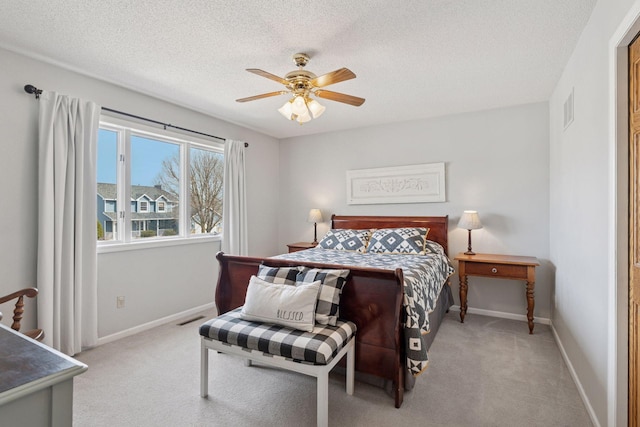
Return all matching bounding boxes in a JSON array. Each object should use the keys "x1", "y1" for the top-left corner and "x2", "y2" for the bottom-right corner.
[{"x1": 272, "y1": 241, "x2": 454, "y2": 376}]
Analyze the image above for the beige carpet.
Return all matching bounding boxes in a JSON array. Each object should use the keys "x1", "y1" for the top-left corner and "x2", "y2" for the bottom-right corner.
[{"x1": 73, "y1": 310, "x2": 592, "y2": 426}]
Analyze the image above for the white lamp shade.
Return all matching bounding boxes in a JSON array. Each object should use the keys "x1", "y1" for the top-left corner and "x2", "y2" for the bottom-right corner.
[
  {"x1": 291, "y1": 96, "x2": 308, "y2": 116},
  {"x1": 296, "y1": 110, "x2": 312, "y2": 123},
  {"x1": 458, "y1": 210, "x2": 482, "y2": 230},
  {"x1": 307, "y1": 99, "x2": 326, "y2": 118},
  {"x1": 307, "y1": 209, "x2": 323, "y2": 223},
  {"x1": 278, "y1": 101, "x2": 293, "y2": 119}
]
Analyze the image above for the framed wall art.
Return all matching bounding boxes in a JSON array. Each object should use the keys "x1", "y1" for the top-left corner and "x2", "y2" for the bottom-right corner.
[{"x1": 346, "y1": 162, "x2": 445, "y2": 205}]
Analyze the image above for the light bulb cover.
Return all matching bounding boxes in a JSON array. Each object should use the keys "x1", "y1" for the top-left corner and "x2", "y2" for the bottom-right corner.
[
  {"x1": 307, "y1": 99, "x2": 326, "y2": 118},
  {"x1": 278, "y1": 101, "x2": 294, "y2": 120},
  {"x1": 291, "y1": 96, "x2": 308, "y2": 116},
  {"x1": 296, "y1": 110, "x2": 312, "y2": 123}
]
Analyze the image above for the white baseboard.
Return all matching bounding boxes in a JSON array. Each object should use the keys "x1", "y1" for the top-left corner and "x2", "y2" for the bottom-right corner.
[
  {"x1": 550, "y1": 322, "x2": 601, "y2": 427},
  {"x1": 96, "y1": 302, "x2": 216, "y2": 346},
  {"x1": 448, "y1": 305, "x2": 551, "y2": 325}
]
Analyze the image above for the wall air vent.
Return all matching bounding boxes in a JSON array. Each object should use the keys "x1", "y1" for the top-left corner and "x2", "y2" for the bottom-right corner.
[{"x1": 563, "y1": 88, "x2": 574, "y2": 130}]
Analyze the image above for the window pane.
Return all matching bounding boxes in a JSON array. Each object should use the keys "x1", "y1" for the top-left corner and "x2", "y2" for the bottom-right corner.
[
  {"x1": 189, "y1": 147, "x2": 224, "y2": 235},
  {"x1": 131, "y1": 135, "x2": 180, "y2": 239},
  {"x1": 97, "y1": 129, "x2": 118, "y2": 241}
]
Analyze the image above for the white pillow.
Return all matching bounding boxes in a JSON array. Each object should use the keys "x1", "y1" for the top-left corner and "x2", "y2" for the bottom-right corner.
[{"x1": 240, "y1": 275, "x2": 320, "y2": 332}]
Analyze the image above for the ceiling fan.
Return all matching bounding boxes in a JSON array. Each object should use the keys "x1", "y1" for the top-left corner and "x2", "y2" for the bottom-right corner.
[{"x1": 236, "y1": 53, "x2": 365, "y2": 124}]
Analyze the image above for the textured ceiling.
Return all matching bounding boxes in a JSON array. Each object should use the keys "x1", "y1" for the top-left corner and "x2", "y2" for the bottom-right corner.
[{"x1": 0, "y1": 1, "x2": 596, "y2": 139}]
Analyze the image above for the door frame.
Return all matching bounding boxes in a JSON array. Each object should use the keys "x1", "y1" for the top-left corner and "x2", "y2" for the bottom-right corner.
[{"x1": 611, "y1": 3, "x2": 640, "y2": 425}]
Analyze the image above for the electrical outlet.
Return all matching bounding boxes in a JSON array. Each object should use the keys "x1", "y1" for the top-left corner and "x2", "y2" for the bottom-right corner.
[{"x1": 116, "y1": 296, "x2": 125, "y2": 309}]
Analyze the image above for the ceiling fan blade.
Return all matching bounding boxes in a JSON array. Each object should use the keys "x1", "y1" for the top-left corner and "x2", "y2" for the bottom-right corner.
[
  {"x1": 314, "y1": 90, "x2": 365, "y2": 106},
  {"x1": 246, "y1": 69, "x2": 288, "y2": 85},
  {"x1": 236, "y1": 91, "x2": 287, "y2": 102},
  {"x1": 311, "y1": 68, "x2": 356, "y2": 88}
]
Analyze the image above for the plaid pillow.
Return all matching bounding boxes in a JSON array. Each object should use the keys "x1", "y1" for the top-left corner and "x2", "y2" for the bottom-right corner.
[
  {"x1": 296, "y1": 268, "x2": 350, "y2": 326},
  {"x1": 257, "y1": 264, "x2": 308, "y2": 286},
  {"x1": 366, "y1": 227, "x2": 429, "y2": 255},
  {"x1": 317, "y1": 229, "x2": 370, "y2": 253}
]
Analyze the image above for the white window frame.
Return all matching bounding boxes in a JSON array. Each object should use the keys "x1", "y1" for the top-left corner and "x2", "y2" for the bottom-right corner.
[
  {"x1": 97, "y1": 115, "x2": 224, "y2": 253},
  {"x1": 105, "y1": 199, "x2": 116, "y2": 213},
  {"x1": 138, "y1": 199, "x2": 149, "y2": 213},
  {"x1": 157, "y1": 200, "x2": 166, "y2": 212}
]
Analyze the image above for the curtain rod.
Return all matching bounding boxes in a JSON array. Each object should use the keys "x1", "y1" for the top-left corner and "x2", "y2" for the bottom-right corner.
[{"x1": 23, "y1": 84, "x2": 248, "y2": 147}]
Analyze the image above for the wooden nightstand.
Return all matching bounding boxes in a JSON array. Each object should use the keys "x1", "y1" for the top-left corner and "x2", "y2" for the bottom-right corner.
[
  {"x1": 454, "y1": 253, "x2": 539, "y2": 334},
  {"x1": 287, "y1": 242, "x2": 317, "y2": 253}
]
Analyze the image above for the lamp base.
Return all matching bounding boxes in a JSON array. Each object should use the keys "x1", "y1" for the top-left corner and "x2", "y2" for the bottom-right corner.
[
  {"x1": 465, "y1": 230, "x2": 476, "y2": 256},
  {"x1": 313, "y1": 222, "x2": 318, "y2": 245}
]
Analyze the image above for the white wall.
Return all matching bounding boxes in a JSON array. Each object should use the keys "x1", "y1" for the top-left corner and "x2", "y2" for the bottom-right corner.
[
  {"x1": 0, "y1": 47, "x2": 280, "y2": 337},
  {"x1": 549, "y1": 0, "x2": 636, "y2": 425},
  {"x1": 278, "y1": 102, "x2": 551, "y2": 319},
  {"x1": 97, "y1": 241, "x2": 220, "y2": 338}
]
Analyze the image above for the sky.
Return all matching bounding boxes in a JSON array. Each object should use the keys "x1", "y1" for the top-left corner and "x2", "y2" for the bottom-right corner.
[{"x1": 97, "y1": 129, "x2": 179, "y2": 186}]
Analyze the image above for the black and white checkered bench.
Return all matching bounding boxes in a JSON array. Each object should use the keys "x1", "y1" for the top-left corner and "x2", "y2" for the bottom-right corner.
[{"x1": 199, "y1": 308, "x2": 356, "y2": 427}]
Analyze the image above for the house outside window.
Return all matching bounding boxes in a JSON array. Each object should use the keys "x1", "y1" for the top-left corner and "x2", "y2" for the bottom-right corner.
[{"x1": 97, "y1": 117, "x2": 224, "y2": 244}]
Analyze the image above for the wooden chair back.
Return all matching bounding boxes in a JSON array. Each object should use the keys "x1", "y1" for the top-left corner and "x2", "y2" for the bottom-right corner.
[{"x1": 0, "y1": 287, "x2": 44, "y2": 341}]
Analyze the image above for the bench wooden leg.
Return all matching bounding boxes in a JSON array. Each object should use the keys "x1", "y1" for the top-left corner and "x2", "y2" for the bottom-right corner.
[
  {"x1": 346, "y1": 340, "x2": 355, "y2": 396},
  {"x1": 200, "y1": 341, "x2": 209, "y2": 398},
  {"x1": 317, "y1": 373, "x2": 328, "y2": 427}
]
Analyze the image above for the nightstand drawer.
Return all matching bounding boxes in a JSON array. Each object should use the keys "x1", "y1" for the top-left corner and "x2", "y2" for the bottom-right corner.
[{"x1": 464, "y1": 262, "x2": 528, "y2": 279}]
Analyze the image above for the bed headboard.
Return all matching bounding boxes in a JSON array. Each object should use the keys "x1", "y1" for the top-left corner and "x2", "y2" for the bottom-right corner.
[{"x1": 331, "y1": 214, "x2": 449, "y2": 255}]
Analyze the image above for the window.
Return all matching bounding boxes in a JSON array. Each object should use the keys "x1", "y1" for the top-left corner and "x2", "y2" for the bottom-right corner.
[
  {"x1": 189, "y1": 146, "x2": 224, "y2": 235},
  {"x1": 97, "y1": 117, "x2": 224, "y2": 245}
]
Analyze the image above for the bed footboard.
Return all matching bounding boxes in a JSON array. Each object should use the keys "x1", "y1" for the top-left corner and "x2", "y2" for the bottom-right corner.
[{"x1": 214, "y1": 251, "x2": 406, "y2": 407}]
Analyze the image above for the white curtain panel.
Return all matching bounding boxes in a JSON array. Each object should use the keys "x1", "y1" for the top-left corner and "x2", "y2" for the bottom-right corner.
[
  {"x1": 37, "y1": 91, "x2": 100, "y2": 355},
  {"x1": 222, "y1": 140, "x2": 248, "y2": 255}
]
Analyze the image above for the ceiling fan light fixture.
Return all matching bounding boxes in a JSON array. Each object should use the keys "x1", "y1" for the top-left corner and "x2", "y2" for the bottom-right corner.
[
  {"x1": 307, "y1": 99, "x2": 326, "y2": 118},
  {"x1": 238, "y1": 53, "x2": 364, "y2": 125},
  {"x1": 278, "y1": 100, "x2": 294, "y2": 120}
]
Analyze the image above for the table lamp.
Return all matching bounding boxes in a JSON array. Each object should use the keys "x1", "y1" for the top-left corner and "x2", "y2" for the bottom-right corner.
[
  {"x1": 307, "y1": 209, "x2": 323, "y2": 244},
  {"x1": 458, "y1": 210, "x2": 482, "y2": 255}
]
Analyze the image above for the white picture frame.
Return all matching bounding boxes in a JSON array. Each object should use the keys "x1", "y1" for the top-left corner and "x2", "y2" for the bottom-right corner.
[{"x1": 346, "y1": 163, "x2": 445, "y2": 205}]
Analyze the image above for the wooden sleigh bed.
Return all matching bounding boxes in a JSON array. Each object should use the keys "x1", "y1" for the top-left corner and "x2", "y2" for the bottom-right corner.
[{"x1": 214, "y1": 215, "x2": 453, "y2": 408}]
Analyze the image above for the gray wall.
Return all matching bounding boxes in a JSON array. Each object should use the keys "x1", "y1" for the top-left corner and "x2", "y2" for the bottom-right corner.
[
  {"x1": 0, "y1": 47, "x2": 281, "y2": 337},
  {"x1": 278, "y1": 102, "x2": 551, "y2": 319},
  {"x1": 549, "y1": 0, "x2": 636, "y2": 425}
]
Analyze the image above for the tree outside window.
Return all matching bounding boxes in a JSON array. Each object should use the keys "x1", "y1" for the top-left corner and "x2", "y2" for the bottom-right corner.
[{"x1": 155, "y1": 147, "x2": 224, "y2": 235}]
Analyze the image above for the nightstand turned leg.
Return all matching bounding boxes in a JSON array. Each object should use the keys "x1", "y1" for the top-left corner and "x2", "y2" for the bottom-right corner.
[
  {"x1": 459, "y1": 274, "x2": 468, "y2": 323},
  {"x1": 526, "y1": 280, "x2": 535, "y2": 334}
]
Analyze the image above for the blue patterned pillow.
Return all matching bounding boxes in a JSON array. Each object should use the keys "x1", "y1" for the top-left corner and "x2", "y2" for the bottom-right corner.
[
  {"x1": 317, "y1": 229, "x2": 370, "y2": 253},
  {"x1": 366, "y1": 227, "x2": 429, "y2": 255}
]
